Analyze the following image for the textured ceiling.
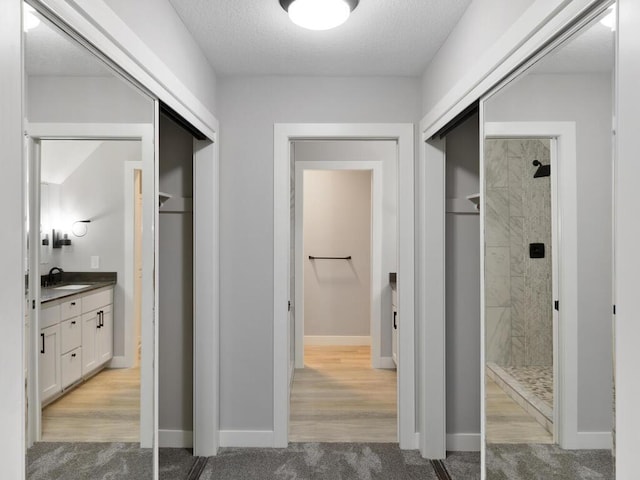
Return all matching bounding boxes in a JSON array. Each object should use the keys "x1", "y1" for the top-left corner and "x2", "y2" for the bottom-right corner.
[
  {"x1": 531, "y1": 22, "x2": 614, "y2": 74},
  {"x1": 167, "y1": 0, "x2": 472, "y2": 76}
]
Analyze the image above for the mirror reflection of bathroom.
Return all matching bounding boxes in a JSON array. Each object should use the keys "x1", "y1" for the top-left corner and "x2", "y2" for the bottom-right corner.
[
  {"x1": 483, "y1": 3, "x2": 615, "y2": 478},
  {"x1": 24, "y1": 3, "x2": 155, "y2": 478}
]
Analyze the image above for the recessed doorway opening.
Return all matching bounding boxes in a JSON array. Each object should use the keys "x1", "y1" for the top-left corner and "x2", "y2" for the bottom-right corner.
[
  {"x1": 274, "y1": 124, "x2": 416, "y2": 449},
  {"x1": 290, "y1": 152, "x2": 397, "y2": 442}
]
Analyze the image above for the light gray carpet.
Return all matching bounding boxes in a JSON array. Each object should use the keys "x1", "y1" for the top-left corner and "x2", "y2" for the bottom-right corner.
[
  {"x1": 28, "y1": 442, "x2": 482, "y2": 479},
  {"x1": 198, "y1": 443, "x2": 470, "y2": 480},
  {"x1": 487, "y1": 444, "x2": 614, "y2": 479},
  {"x1": 443, "y1": 451, "x2": 481, "y2": 479},
  {"x1": 27, "y1": 442, "x2": 153, "y2": 480},
  {"x1": 159, "y1": 447, "x2": 198, "y2": 479}
]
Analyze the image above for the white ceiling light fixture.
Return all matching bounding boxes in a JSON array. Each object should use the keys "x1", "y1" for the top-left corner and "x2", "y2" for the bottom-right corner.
[
  {"x1": 600, "y1": 5, "x2": 616, "y2": 31},
  {"x1": 280, "y1": 0, "x2": 359, "y2": 31},
  {"x1": 23, "y1": 4, "x2": 41, "y2": 32}
]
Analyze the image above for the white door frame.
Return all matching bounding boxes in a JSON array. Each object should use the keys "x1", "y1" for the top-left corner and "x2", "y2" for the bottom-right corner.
[
  {"x1": 417, "y1": 135, "x2": 447, "y2": 458},
  {"x1": 482, "y1": 121, "x2": 579, "y2": 448},
  {"x1": 25, "y1": 122, "x2": 156, "y2": 449},
  {"x1": 274, "y1": 123, "x2": 416, "y2": 449},
  {"x1": 294, "y1": 160, "x2": 385, "y2": 369},
  {"x1": 123, "y1": 161, "x2": 143, "y2": 370},
  {"x1": 192, "y1": 136, "x2": 220, "y2": 456}
]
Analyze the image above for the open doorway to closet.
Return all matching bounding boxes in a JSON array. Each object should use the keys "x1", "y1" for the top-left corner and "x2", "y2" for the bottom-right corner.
[{"x1": 289, "y1": 140, "x2": 398, "y2": 442}]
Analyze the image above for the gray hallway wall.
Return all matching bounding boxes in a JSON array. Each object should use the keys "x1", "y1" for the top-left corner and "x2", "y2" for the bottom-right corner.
[{"x1": 217, "y1": 76, "x2": 420, "y2": 431}]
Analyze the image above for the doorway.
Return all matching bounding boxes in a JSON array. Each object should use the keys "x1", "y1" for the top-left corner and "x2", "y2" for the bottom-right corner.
[
  {"x1": 273, "y1": 123, "x2": 416, "y2": 449},
  {"x1": 25, "y1": 124, "x2": 156, "y2": 453},
  {"x1": 290, "y1": 157, "x2": 396, "y2": 442},
  {"x1": 483, "y1": 122, "x2": 578, "y2": 448},
  {"x1": 483, "y1": 136, "x2": 559, "y2": 444}
]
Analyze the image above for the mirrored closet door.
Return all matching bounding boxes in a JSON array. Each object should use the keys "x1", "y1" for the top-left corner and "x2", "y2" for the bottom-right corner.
[
  {"x1": 23, "y1": 2, "x2": 158, "y2": 478},
  {"x1": 481, "y1": 2, "x2": 616, "y2": 478}
]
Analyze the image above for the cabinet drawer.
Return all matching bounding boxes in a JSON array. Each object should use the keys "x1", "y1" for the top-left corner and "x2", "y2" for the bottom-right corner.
[
  {"x1": 82, "y1": 288, "x2": 113, "y2": 313},
  {"x1": 60, "y1": 298, "x2": 81, "y2": 321},
  {"x1": 61, "y1": 347, "x2": 82, "y2": 390},
  {"x1": 41, "y1": 304, "x2": 60, "y2": 329},
  {"x1": 60, "y1": 317, "x2": 82, "y2": 353}
]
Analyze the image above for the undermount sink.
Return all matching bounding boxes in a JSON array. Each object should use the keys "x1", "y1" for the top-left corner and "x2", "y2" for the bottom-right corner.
[{"x1": 52, "y1": 284, "x2": 91, "y2": 290}]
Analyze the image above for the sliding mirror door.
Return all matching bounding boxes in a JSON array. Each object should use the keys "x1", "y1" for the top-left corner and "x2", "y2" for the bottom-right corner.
[
  {"x1": 481, "y1": 2, "x2": 616, "y2": 478},
  {"x1": 24, "y1": 2, "x2": 157, "y2": 478}
]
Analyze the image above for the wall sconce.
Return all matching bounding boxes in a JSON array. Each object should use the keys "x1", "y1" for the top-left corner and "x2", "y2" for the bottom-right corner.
[
  {"x1": 72, "y1": 220, "x2": 91, "y2": 237},
  {"x1": 52, "y1": 229, "x2": 72, "y2": 248}
]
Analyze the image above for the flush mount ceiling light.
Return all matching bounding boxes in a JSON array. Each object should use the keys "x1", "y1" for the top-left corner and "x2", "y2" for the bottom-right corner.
[
  {"x1": 600, "y1": 5, "x2": 616, "y2": 31},
  {"x1": 23, "y1": 4, "x2": 41, "y2": 32},
  {"x1": 280, "y1": 0, "x2": 359, "y2": 31}
]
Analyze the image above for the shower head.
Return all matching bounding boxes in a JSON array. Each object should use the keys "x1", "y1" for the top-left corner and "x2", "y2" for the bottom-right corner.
[{"x1": 533, "y1": 160, "x2": 551, "y2": 178}]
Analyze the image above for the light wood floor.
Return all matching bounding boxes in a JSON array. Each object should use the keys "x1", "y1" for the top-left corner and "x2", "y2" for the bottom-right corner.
[
  {"x1": 41, "y1": 367, "x2": 140, "y2": 442},
  {"x1": 289, "y1": 345, "x2": 397, "y2": 443},
  {"x1": 486, "y1": 376, "x2": 553, "y2": 444}
]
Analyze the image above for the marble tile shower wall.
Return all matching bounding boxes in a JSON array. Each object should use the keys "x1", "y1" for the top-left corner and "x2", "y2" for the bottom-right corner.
[{"x1": 485, "y1": 138, "x2": 553, "y2": 367}]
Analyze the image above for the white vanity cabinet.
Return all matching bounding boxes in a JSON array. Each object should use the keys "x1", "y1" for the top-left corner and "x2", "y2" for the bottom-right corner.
[
  {"x1": 59, "y1": 298, "x2": 82, "y2": 390},
  {"x1": 81, "y1": 288, "x2": 114, "y2": 377},
  {"x1": 39, "y1": 286, "x2": 113, "y2": 406},
  {"x1": 39, "y1": 324, "x2": 61, "y2": 404}
]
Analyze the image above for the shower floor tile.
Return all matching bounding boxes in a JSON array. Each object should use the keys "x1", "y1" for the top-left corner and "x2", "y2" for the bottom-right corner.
[{"x1": 502, "y1": 365, "x2": 553, "y2": 410}]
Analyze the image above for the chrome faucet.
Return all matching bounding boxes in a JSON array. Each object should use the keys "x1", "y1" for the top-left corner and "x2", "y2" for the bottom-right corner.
[{"x1": 47, "y1": 267, "x2": 64, "y2": 286}]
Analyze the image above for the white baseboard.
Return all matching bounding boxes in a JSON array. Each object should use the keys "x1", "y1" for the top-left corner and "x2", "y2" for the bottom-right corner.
[
  {"x1": 571, "y1": 432, "x2": 613, "y2": 450},
  {"x1": 304, "y1": 335, "x2": 371, "y2": 346},
  {"x1": 107, "y1": 355, "x2": 132, "y2": 369},
  {"x1": 447, "y1": 433, "x2": 481, "y2": 452},
  {"x1": 375, "y1": 356, "x2": 396, "y2": 369},
  {"x1": 219, "y1": 430, "x2": 275, "y2": 448},
  {"x1": 159, "y1": 429, "x2": 193, "y2": 448}
]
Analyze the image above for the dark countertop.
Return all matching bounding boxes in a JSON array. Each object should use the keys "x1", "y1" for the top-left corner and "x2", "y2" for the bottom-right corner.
[
  {"x1": 41, "y1": 281, "x2": 116, "y2": 304},
  {"x1": 34, "y1": 271, "x2": 117, "y2": 304}
]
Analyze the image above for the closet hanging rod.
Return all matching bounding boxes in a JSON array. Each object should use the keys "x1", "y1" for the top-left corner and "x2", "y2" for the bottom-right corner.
[{"x1": 309, "y1": 255, "x2": 352, "y2": 260}]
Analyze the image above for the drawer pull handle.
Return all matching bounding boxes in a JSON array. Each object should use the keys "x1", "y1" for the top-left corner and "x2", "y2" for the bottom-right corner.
[
  {"x1": 40, "y1": 333, "x2": 45, "y2": 354},
  {"x1": 70, "y1": 302, "x2": 76, "y2": 306},
  {"x1": 393, "y1": 311, "x2": 397, "y2": 330},
  {"x1": 71, "y1": 353, "x2": 76, "y2": 358},
  {"x1": 71, "y1": 321, "x2": 76, "y2": 325}
]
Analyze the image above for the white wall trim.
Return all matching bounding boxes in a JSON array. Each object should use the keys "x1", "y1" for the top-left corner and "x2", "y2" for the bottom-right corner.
[
  {"x1": 219, "y1": 430, "x2": 276, "y2": 448},
  {"x1": 573, "y1": 432, "x2": 613, "y2": 450},
  {"x1": 122, "y1": 161, "x2": 143, "y2": 371},
  {"x1": 483, "y1": 121, "x2": 578, "y2": 448},
  {"x1": 193, "y1": 138, "x2": 220, "y2": 457},
  {"x1": 274, "y1": 123, "x2": 415, "y2": 450},
  {"x1": 418, "y1": 137, "x2": 447, "y2": 459},
  {"x1": 446, "y1": 433, "x2": 482, "y2": 452},
  {"x1": 378, "y1": 356, "x2": 396, "y2": 369},
  {"x1": 295, "y1": 160, "x2": 383, "y2": 369},
  {"x1": 304, "y1": 336, "x2": 372, "y2": 346},
  {"x1": 108, "y1": 355, "x2": 128, "y2": 368},
  {"x1": 420, "y1": 0, "x2": 600, "y2": 139},
  {"x1": 615, "y1": 2, "x2": 640, "y2": 476},
  {"x1": 158, "y1": 429, "x2": 193, "y2": 448},
  {"x1": 0, "y1": 7, "x2": 25, "y2": 478}
]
